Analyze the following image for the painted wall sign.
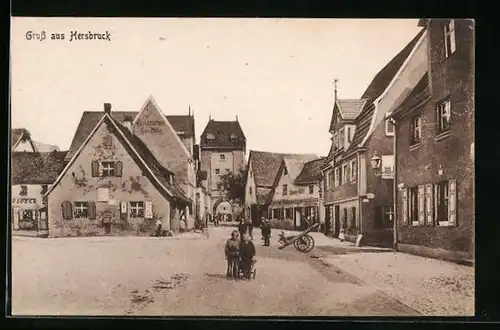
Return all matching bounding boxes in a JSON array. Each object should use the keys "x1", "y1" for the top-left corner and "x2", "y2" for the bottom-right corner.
[
  {"x1": 12, "y1": 198, "x2": 37, "y2": 204},
  {"x1": 136, "y1": 120, "x2": 164, "y2": 134}
]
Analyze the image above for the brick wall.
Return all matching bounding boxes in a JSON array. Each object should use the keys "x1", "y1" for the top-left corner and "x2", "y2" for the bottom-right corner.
[{"x1": 395, "y1": 19, "x2": 474, "y2": 256}]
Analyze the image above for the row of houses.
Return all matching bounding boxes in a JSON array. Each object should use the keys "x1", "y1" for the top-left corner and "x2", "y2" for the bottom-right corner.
[
  {"x1": 11, "y1": 98, "x2": 247, "y2": 237},
  {"x1": 244, "y1": 19, "x2": 474, "y2": 262}
]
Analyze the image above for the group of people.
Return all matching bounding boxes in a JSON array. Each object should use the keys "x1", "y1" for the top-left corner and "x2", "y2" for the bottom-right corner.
[
  {"x1": 224, "y1": 230, "x2": 256, "y2": 280},
  {"x1": 224, "y1": 217, "x2": 274, "y2": 280}
]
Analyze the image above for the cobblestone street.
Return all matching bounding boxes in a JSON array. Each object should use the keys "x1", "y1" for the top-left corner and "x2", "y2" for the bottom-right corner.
[{"x1": 12, "y1": 227, "x2": 419, "y2": 316}]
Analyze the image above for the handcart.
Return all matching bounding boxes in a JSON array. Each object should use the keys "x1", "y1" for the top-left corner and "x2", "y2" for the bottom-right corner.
[{"x1": 277, "y1": 222, "x2": 319, "y2": 253}]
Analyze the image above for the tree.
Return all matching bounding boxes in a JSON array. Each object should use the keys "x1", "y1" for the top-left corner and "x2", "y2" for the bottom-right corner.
[{"x1": 217, "y1": 166, "x2": 247, "y2": 204}]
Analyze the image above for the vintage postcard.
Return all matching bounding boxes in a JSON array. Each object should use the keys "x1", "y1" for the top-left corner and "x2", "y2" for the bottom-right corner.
[{"x1": 9, "y1": 17, "x2": 474, "y2": 317}]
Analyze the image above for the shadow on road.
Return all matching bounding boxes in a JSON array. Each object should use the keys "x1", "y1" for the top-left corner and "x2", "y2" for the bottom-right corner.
[{"x1": 205, "y1": 273, "x2": 227, "y2": 280}]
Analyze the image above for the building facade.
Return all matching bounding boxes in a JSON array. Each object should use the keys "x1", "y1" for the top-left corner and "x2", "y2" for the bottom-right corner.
[
  {"x1": 200, "y1": 117, "x2": 246, "y2": 217},
  {"x1": 322, "y1": 28, "x2": 428, "y2": 247},
  {"x1": 45, "y1": 102, "x2": 192, "y2": 237},
  {"x1": 244, "y1": 150, "x2": 317, "y2": 227},
  {"x1": 62, "y1": 97, "x2": 198, "y2": 231},
  {"x1": 268, "y1": 157, "x2": 324, "y2": 230},
  {"x1": 11, "y1": 151, "x2": 67, "y2": 234},
  {"x1": 389, "y1": 19, "x2": 474, "y2": 262}
]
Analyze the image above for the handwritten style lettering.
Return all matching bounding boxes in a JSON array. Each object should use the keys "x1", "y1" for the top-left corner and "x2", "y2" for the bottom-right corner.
[{"x1": 69, "y1": 31, "x2": 111, "y2": 42}]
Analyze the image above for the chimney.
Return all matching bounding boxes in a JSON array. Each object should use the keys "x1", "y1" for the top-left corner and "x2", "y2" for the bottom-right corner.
[
  {"x1": 188, "y1": 105, "x2": 191, "y2": 116},
  {"x1": 333, "y1": 78, "x2": 338, "y2": 103},
  {"x1": 104, "y1": 103, "x2": 111, "y2": 114},
  {"x1": 236, "y1": 115, "x2": 238, "y2": 122},
  {"x1": 209, "y1": 114, "x2": 211, "y2": 121},
  {"x1": 123, "y1": 115, "x2": 133, "y2": 132}
]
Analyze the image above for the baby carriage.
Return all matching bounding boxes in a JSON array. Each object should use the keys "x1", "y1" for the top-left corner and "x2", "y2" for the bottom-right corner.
[{"x1": 238, "y1": 259, "x2": 257, "y2": 279}]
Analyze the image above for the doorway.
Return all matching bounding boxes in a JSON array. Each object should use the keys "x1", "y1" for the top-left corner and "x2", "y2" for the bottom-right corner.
[
  {"x1": 324, "y1": 206, "x2": 331, "y2": 235},
  {"x1": 334, "y1": 205, "x2": 340, "y2": 237}
]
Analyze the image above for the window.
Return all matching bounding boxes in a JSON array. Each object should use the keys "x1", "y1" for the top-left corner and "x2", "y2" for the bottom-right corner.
[
  {"x1": 97, "y1": 187, "x2": 110, "y2": 202},
  {"x1": 351, "y1": 160, "x2": 357, "y2": 182},
  {"x1": 350, "y1": 207, "x2": 357, "y2": 228},
  {"x1": 284, "y1": 167, "x2": 288, "y2": 175},
  {"x1": 328, "y1": 170, "x2": 334, "y2": 189},
  {"x1": 411, "y1": 116, "x2": 422, "y2": 145},
  {"x1": 74, "y1": 202, "x2": 89, "y2": 218},
  {"x1": 41, "y1": 184, "x2": 48, "y2": 195},
  {"x1": 339, "y1": 128, "x2": 345, "y2": 149},
  {"x1": 385, "y1": 119, "x2": 395, "y2": 136},
  {"x1": 215, "y1": 169, "x2": 220, "y2": 175},
  {"x1": 335, "y1": 167, "x2": 342, "y2": 187},
  {"x1": 206, "y1": 133, "x2": 215, "y2": 140},
  {"x1": 285, "y1": 208, "x2": 293, "y2": 219},
  {"x1": 343, "y1": 208, "x2": 348, "y2": 228},
  {"x1": 408, "y1": 187, "x2": 419, "y2": 225},
  {"x1": 347, "y1": 127, "x2": 352, "y2": 143},
  {"x1": 249, "y1": 187, "x2": 252, "y2": 195},
  {"x1": 436, "y1": 100, "x2": 451, "y2": 133},
  {"x1": 101, "y1": 161, "x2": 115, "y2": 177},
  {"x1": 309, "y1": 185, "x2": 314, "y2": 194},
  {"x1": 283, "y1": 184, "x2": 288, "y2": 195},
  {"x1": 444, "y1": 19, "x2": 456, "y2": 58},
  {"x1": 333, "y1": 133, "x2": 339, "y2": 150},
  {"x1": 343, "y1": 164, "x2": 349, "y2": 184},
  {"x1": 435, "y1": 181, "x2": 449, "y2": 223},
  {"x1": 220, "y1": 154, "x2": 226, "y2": 161},
  {"x1": 22, "y1": 210, "x2": 34, "y2": 220},
  {"x1": 130, "y1": 201, "x2": 145, "y2": 218},
  {"x1": 20, "y1": 185, "x2": 28, "y2": 196}
]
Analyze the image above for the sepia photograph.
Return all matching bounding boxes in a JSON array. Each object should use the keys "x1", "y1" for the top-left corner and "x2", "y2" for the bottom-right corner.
[{"x1": 9, "y1": 17, "x2": 474, "y2": 317}]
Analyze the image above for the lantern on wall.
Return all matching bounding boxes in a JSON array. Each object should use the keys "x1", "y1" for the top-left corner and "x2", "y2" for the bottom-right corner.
[{"x1": 370, "y1": 151, "x2": 383, "y2": 177}]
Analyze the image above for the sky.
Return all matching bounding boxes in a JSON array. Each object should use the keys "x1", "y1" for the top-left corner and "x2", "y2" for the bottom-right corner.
[{"x1": 11, "y1": 18, "x2": 422, "y2": 157}]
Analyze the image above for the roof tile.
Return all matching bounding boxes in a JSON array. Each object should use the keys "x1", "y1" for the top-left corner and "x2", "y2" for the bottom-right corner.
[{"x1": 12, "y1": 151, "x2": 68, "y2": 185}]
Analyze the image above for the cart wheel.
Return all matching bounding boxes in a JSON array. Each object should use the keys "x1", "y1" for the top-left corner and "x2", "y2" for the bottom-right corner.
[
  {"x1": 294, "y1": 235, "x2": 315, "y2": 253},
  {"x1": 303, "y1": 235, "x2": 315, "y2": 252}
]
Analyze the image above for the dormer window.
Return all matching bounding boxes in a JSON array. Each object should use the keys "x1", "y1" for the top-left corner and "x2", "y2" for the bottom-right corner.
[
  {"x1": 230, "y1": 134, "x2": 237, "y2": 140},
  {"x1": 206, "y1": 133, "x2": 215, "y2": 140}
]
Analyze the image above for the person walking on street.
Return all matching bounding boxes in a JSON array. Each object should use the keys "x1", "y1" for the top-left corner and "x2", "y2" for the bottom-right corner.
[
  {"x1": 224, "y1": 230, "x2": 240, "y2": 280},
  {"x1": 239, "y1": 233, "x2": 256, "y2": 280},
  {"x1": 261, "y1": 218, "x2": 271, "y2": 246},
  {"x1": 239, "y1": 218, "x2": 253, "y2": 239},
  {"x1": 155, "y1": 218, "x2": 162, "y2": 237}
]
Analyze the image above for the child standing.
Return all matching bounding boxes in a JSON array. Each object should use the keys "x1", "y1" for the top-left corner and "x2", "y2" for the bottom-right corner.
[
  {"x1": 224, "y1": 230, "x2": 240, "y2": 280},
  {"x1": 239, "y1": 233, "x2": 256, "y2": 280}
]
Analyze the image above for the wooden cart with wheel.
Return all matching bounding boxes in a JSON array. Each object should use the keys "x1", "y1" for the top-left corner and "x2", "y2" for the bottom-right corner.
[{"x1": 278, "y1": 222, "x2": 319, "y2": 253}]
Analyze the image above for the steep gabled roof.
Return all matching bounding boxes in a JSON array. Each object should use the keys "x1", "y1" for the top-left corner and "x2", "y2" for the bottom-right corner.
[
  {"x1": 248, "y1": 150, "x2": 318, "y2": 188},
  {"x1": 343, "y1": 28, "x2": 426, "y2": 156},
  {"x1": 12, "y1": 151, "x2": 68, "y2": 185},
  {"x1": 200, "y1": 120, "x2": 246, "y2": 150},
  {"x1": 256, "y1": 187, "x2": 273, "y2": 205},
  {"x1": 33, "y1": 141, "x2": 59, "y2": 152},
  {"x1": 329, "y1": 99, "x2": 367, "y2": 132},
  {"x1": 283, "y1": 156, "x2": 319, "y2": 182},
  {"x1": 46, "y1": 113, "x2": 188, "y2": 202},
  {"x1": 11, "y1": 128, "x2": 33, "y2": 150},
  {"x1": 294, "y1": 157, "x2": 327, "y2": 185},
  {"x1": 65, "y1": 111, "x2": 195, "y2": 161},
  {"x1": 391, "y1": 72, "x2": 431, "y2": 118}
]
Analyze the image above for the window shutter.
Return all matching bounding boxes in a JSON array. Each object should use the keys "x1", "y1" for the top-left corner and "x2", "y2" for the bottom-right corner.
[
  {"x1": 62, "y1": 201, "x2": 73, "y2": 220},
  {"x1": 91, "y1": 161, "x2": 99, "y2": 177},
  {"x1": 115, "y1": 161, "x2": 123, "y2": 177},
  {"x1": 120, "y1": 201, "x2": 128, "y2": 220},
  {"x1": 145, "y1": 201, "x2": 153, "y2": 219},
  {"x1": 418, "y1": 185, "x2": 425, "y2": 225},
  {"x1": 88, "y1": 202, "x2": 97, "y2": 220},
  {"x1": 448, "y1": 179, "x2": 457, "y2": 225},
  {"x1": 425, "y1": 184, "x2": 434, "y2": 226},
  {"x1": 402, "y1": 188, "x2": 408, "y2": 225}
]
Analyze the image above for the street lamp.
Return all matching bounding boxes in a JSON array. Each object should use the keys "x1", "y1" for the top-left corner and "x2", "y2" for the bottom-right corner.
[{"x1": 370, "y1": 152, "x2": 382, "y2": 176}]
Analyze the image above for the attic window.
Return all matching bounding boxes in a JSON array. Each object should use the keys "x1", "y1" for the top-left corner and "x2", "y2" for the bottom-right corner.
[
  {"x1": 206, "y1": 133, "x2": 215, "y2": 140},
  {"x1": 230, "y1": 134, "x2": 237, "y2": 140}
]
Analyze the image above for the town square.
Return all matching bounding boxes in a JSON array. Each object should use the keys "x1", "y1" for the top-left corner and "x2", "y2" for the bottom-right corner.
[{"x1": 10, "y1": 18, "x2": 474, "y2": 316}]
